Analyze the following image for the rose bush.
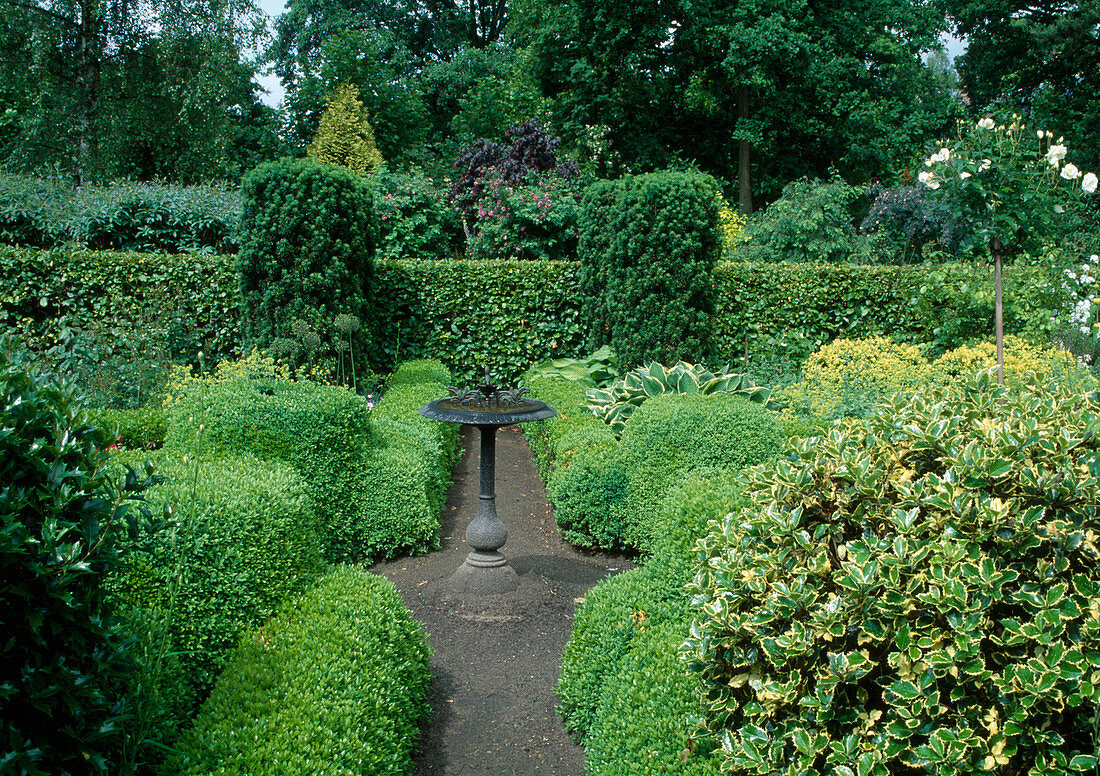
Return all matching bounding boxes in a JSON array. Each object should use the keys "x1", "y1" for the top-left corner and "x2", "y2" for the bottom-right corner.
[{"x1": 918, "y1": 115, "x2": 1096, "y2": 381}]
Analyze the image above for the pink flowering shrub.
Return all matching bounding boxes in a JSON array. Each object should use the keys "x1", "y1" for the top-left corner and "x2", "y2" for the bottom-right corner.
[{"x1": 466, "y1": 170, "x2": 585, "y2": 261}]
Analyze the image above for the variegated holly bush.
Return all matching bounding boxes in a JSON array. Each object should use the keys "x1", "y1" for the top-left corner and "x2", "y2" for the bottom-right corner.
[
  {"x1": 686, "y1": 370, "x2": 1100, "y2": 776},
  {"x1": 586, "y1": 361, "x2": 771, "y2": 436}
]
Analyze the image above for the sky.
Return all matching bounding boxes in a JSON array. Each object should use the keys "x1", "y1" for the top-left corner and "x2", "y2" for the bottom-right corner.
[{"x1": 255, "y1": 0, "x2": 287, "y2": 106}]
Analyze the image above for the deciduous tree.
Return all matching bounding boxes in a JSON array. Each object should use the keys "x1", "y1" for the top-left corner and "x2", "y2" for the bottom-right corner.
[
  {"x1": 0, "y1": 0, "x2": 268, "y2": 183},
  {"x1": 517, "y1": 0, "x2": 959, "y2": 205}
]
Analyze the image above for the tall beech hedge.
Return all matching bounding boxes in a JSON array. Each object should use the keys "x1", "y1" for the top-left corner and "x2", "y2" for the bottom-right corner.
[{"x1": 0, "y1": 246, "x2": 1068, "y2": 386}]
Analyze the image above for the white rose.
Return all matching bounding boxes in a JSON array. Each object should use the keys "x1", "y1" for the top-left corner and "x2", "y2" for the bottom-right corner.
[
  {"x1": 1062, "y1": 163, "x2": 1082, "y2": 180},
  {"x1": 1083, "y1": 172, "x2": 1098, "y2": 194},
  {"x1": 1037, "y1": 130, "x2": 1045, "y2": 139},
  {"x1": 978, "y1": 159, "x2": 992, "y2": 172},
  {"x1": 1048, "y1": 144, "x2": 1068, "y2": 166},
  {"x1": 960, "y1": 171, "x2": 972, "y2": 179},
  {"x1": 978, "y1": 118, "x2": 995, "y2": 130},
  {"x1": 918, "y1": 171, "x2": 940, "y2": 189}
]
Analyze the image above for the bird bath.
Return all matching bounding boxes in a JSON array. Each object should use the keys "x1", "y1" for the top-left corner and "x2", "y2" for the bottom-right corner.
[{"x1": 420, "y1": 371, "x2": 556, "y2": 594}]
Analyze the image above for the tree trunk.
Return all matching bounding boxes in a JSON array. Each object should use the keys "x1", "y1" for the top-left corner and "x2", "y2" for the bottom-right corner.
[
  {"x1": 738, "y1": 84, "x2": 752, "y2": 215},
  {"x1": 993, "y1": 235, "x2": 1004, "y2": 386},
  {"x1": 74, "y1": 0, "x2": 101, "y2": 185}
]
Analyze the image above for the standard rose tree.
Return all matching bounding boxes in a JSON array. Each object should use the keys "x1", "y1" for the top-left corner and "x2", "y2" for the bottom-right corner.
[{"x1": 917, "y1": 116, "x2": 1096, "y2": 383}]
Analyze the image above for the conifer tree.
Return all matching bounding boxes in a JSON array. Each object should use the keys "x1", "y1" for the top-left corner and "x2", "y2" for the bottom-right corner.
[{"x1": 306, "y1": 83, "x2": 384, "y2": 175}]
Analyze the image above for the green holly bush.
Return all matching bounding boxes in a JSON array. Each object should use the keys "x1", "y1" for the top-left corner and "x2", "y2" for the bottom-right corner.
[{"x1": 0, "y1": 346, "x2": 149, "y2": 774}]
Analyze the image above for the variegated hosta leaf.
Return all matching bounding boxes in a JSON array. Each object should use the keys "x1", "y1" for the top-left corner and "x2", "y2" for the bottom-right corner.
[
  {"x1": 637, "y1": 373, "x2": 667, "y2": 397},
  {"x1": 585, "y1": 360, "x2": 769, "y2": 436}
]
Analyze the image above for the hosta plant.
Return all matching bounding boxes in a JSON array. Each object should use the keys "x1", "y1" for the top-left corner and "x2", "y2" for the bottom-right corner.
[
  {"x1": 687, "y1": 370, "x2": 1100, "y2": 776},
  {"x1": 527, "y1": 345, "x2": 619, "y2": 388},
  {"x1": 586, "y1": 361, "x2": 770, "y2": 436}
]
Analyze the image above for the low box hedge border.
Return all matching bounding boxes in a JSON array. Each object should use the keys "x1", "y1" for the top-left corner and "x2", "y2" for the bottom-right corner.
[{"x1": 165, "y1": 565, "x2": 432, "y2": 776}]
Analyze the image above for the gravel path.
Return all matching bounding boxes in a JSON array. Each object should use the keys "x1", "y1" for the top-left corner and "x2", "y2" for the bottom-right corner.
[{"x1": 371, "y1": 425, "x2": 634, "y2": 776}]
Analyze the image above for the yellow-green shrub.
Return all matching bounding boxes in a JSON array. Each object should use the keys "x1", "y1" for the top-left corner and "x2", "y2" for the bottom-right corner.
[
  {"x1": 717, "y1": 197, "x2": 746, "y2": 255},
  {"x1": 931, "y1": 335, "x2": 1096, "y2": 393},
  {"x1": 775, "y1": 336, "x2": 929, "y2": 421},
  {"x1": 161, "y1": 348, "x2": 291, "y2": 407}
]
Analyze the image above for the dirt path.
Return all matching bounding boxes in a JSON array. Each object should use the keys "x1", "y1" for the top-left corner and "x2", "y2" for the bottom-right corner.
[{"x1": 372, "y1": 425, "x2": 634, "y2": 776}]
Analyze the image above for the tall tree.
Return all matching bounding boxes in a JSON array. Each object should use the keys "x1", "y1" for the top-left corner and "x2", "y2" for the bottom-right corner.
[
  {"x1": 949, "y1": 0, "x2": 1100, "y2": 174},
  {"x1": 517, "y1": 0, "x2": 960, "y2": 205},
  {"x1": 270, "y1": 0, "x2": 511, "y2": 162},
  {"x1": 0, "y1": 0, "x2": 267, "y2": 183}
]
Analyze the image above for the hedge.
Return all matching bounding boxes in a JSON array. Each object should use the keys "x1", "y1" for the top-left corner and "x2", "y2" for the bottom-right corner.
[
  {"x1": 524, "y1": 376, "x2": 779, "y2": 551},
  {"x1": 585, "y1": 621, "x2": 723, "y2": 776},
  {"x1": 105, "y1": 450, "x2": 325, "y2": 761},
  {"x1": 711, "y1": 260, "x2": 1065, "y2": 362},
  {"x1": 522, "y1": 376, "x2": 626, "y2": 548},
  {"x1": 613, "y1": 393, "x2": 783, "y2": 550},
  {"x1": 557, "y1": 471, "x2": 741, "y2": 772},
  {"x1": 165, "y1": 359, "x2": 459, "y2": 564},
  {"x1": 166, "y1": 377, "x2": 376, "y2": 561},
  {"x1": 0, "y1": 174, "x2": 241, "y2": 253},
  {"x1": 166, "y1": 565, "x2": 431, "y2": 776},
  {"x1": 1, "y1": 245, "x2": 1070, "y2": 391},
  {"x1": 0, "y1": 247, "x2": 239, "y2": 386}
]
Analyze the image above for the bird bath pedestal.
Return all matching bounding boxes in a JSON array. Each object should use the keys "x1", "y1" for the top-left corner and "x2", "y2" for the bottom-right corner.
[{"x1": 420, "y1": 375, "x2": 556, "y2": 595}]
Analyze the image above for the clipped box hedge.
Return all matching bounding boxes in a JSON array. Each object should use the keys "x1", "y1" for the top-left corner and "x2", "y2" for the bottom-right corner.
[
  {"x1": 105, "y1": 451, "x2": 325, "y2": 756},
  {"x1": 165, "y1": 376, "x2": 377, "y2": 562},
  {"x1": 166, "y1": 565, "x2": 431, "y2": 776},
  {"x1": 88, "y1": 405, "x2": 168, "y2": 450},
  {"x1": 165, "y1": 359, "x2": 458, "y2": 564},
  {"x1": 558, "y1": 471, "x2": 742, "y2": 774},
  {"x1": 558, "y1": 471, "x2": 741, "y2": 735},
  {"x1": 585, "y1": 621, "x2": 722, "y2": 776},
  {"x1": 2, "y1": 245, "x2": 1071, "y2": 389},
  {"x1": 524, "y1": 376, "x2": 780, "y2": 551}
]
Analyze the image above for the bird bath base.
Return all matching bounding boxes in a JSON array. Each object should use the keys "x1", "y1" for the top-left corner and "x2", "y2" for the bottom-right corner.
[{"x1": 419, "y1": 374, "x2": 556, "y2": 598}]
